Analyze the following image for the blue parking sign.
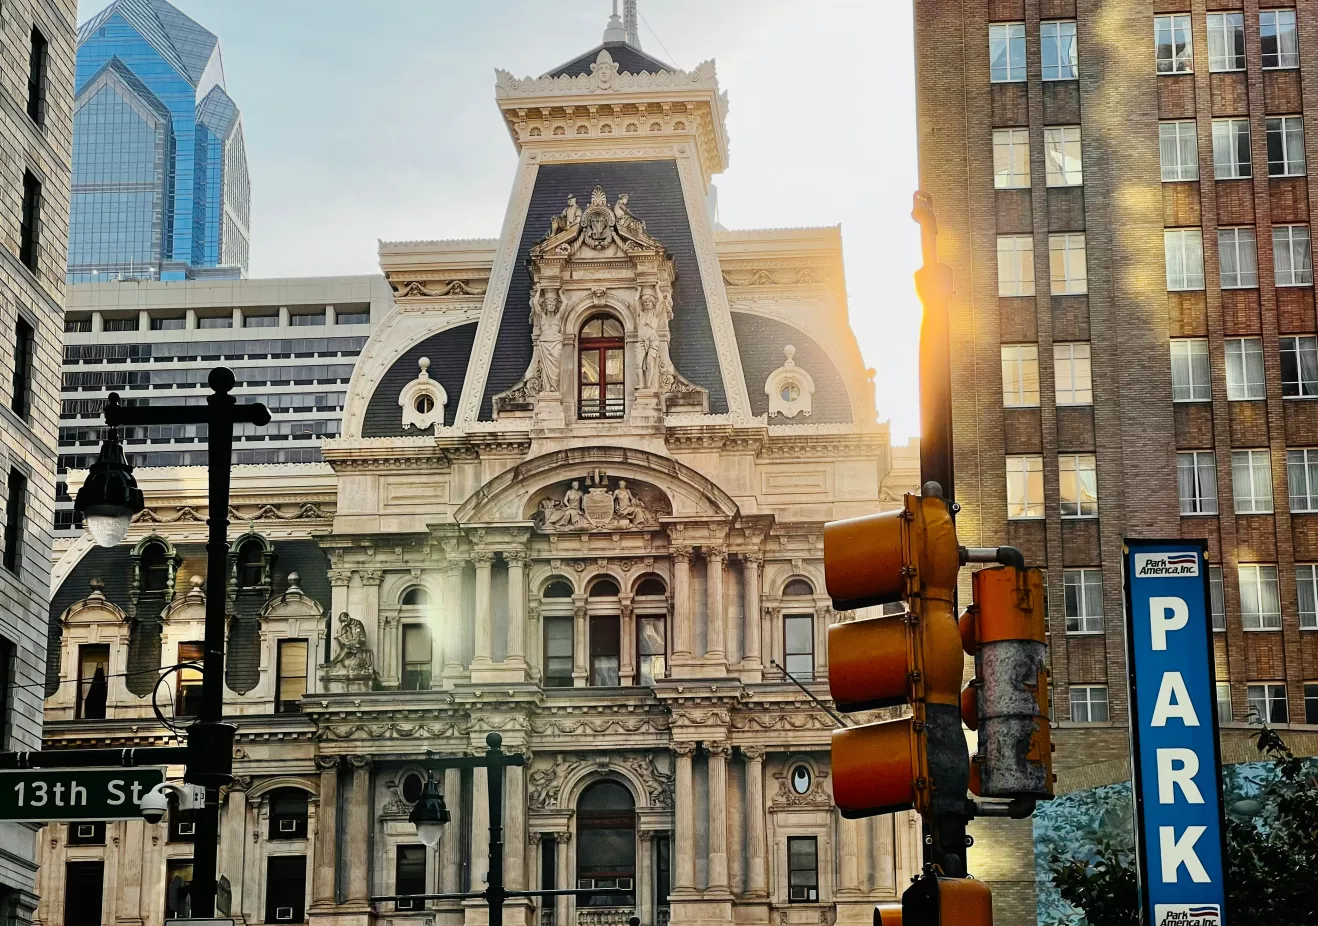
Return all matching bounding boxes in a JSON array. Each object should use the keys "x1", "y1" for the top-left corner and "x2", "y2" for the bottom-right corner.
[{"x1": 1123, "y1": 540, "x2": 1229, "y2": 926}]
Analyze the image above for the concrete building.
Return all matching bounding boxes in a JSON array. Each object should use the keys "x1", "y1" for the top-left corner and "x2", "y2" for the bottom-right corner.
[
  {"x1": 0, "y1": 1, "x2": 78, "y2": 923},
  {"x1": 915, "y1": 1, "x2": 1318, "y2": 921},
  {"x1": 37, "y1": 11, "x2": 916, "y2": 926}
]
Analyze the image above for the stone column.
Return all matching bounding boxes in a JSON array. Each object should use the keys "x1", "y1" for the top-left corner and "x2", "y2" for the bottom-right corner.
[
  {"x1": 671, "y1": 742, "x2": 696, "y2": 893},
  {"x1": 361, "y1": 569, "x2": 382, "y2": 657},
  {"x1": 220, "y1": 781, "x2": 249, "y2": 914},
  {"x1": 505, "y1": 551, "x2": 528, "y2": 671},
  {"x1": 329, "y1": 569, "x2": 351, "y2": 666},
  {"x1": 441, "y1": 768, "x2": 463, "y2": 894},
  {"x1": 554, "y1": 832, "x2": 572, "y2": 926},
  {"x1": 505, "y1": 764, "x2": 527, "y2": 891},
  {"x1": 472, "y1": 552, "x2": 495, "y2": 667},
  {"x1": 704, "y1": 741, "x2": 730, "y2": 893},
  {"x1": 815, "y1": 604, "x2": 833, "y2": 680},
  {"x1": 471, "y1": 757, "x2": 490, "y2": 888},
  {"x1": 670, "y1": 546, "x2": 693, "y2": 661},
  {"x1": 572, "y1": 600, "x2": 588, "y2": 687},
  {"x1": 442, "y1": 561, "x2": 465, "y2": 679},
  {"x1": 619, "y1": 599, "x2": 635, "y2": 687},
  {"x1": 311, "y1": 756, "x2": 340, "y2": 908},
  {"x1": 346, "y1": 756, "x2": 372, "y2": 905},
  {"x1": 638, "y1": 831, "x2": 655, "y2": 926},
  {"x1": 837, "y1": 811, "x2": 861, "y2": 896},
  {"x1": 766, "y1": 606, "x2": 782, "y2": 673},
  {"x1": 742, "y1": 747, "x2": 768, "y2": 898},
  {"x1": 704, "y1": 548, "x2": 727, "y2": 663},
  {"x1": 527, "y1": 601, "x2": 542, "y2": 682},
  {"x1": 742, "y1": 554, "x2": 764, "y2": 674}
]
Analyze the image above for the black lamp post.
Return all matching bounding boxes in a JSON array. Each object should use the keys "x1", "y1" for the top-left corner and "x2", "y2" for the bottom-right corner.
[
  {"x1": 74, "y1": 367, "x2": 269, "y2": 918},
  {"x1": 409, "y1": 771, "x2": 450, "y2": 848}
]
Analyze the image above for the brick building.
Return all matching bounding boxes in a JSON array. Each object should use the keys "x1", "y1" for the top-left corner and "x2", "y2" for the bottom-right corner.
[{"x1": 915, "y1": 1, "x2": 1318, "y2": 921}]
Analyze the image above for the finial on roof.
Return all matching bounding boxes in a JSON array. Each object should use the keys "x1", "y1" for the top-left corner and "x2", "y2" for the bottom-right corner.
[
  {"x1": 603, "y1": 0, "x2": 626, "y2": 43},
  {"x1": 89, "y1": 578, "x2": 105, "y2": 598},
  {"x1": 624, "y1": 0, "x2": 641, "y2": 48}
]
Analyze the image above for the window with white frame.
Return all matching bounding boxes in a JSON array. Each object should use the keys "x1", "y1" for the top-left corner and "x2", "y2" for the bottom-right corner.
[
  {"x1": 1156, "y1": 14, "x2": 1193, "y2": 73},
  {"x1": 1044, "y1": 126, "x2": 1083, "y2": 186},
  {"x1": 1041, "y1": 21, "x2": 1078, "y2": 80},
  {"x1": 1246, "y1": 682, "x2": 1288, "y2": 723},
  {"x1": 1267, "y1": 116, "x2": 1306, "y2": 176},
  {"x1": 1049, "y1": 233, "x2": 1088, "y2": 294},
  {"x1": 1165, "y1": 229, "x2": 1205, "y2": 290},
  {"x1": 1210, "y1": 565, "x2": 1226, "y2": 631},
  {"x1": 1070, "y1": 685, "x2": 1109, "y2": 723},
  {"x1": 1007, "y1": 455, "x2": 1045, "y2": 519},
  {"x1": 1281, "y1": 335, "x2": 1318, "y2": 397},
  {"x1": 1297, "y1": 564, "x2": 1318, "y2": 629},
  {"x1": 990, "y1": 23, "x2": 1026, "y2": 82},
  {"x1": 1261, "y1": 9, "x2": 1299, "y2": 69},
  {"x1": 1059, "y1": 454, "x2": 1098, "y2": 518},
  {"x1": 1288, "y1": 448, "x2": 1318, "y2": 512},
  {"x1": 1218, "y1": 227, "x2": 1258, "y2": 288},
  {"x1": 1054, "y1": 342, "x2": 1093, "y2": 405},
  {"x1": 1063, "y1": 568, "x2": 1103, "y2": 633},
  {"x1": 1171, "y1": 338, "x2": 1212, "y2": 402},
  {"x1": 1232, "y1": 449, "x2": 1274, "y2": 513},
  {"x1": 1216, "y1": 682, "x2": 1232, "y2": 724},
  {"x1": 998, "y1": 235, "x2": 1035, "y2": 296},
  {"x1": 1001, "y1": 344, "x2": 1040, "y2": 407},
  {"x1": 993, "y1": 128, "x2": 1031, "y2": 189},
  {"x1": 1160, "y1": 121, "x2": 1199, "y2": 181},
  {"x1": 1207, "y1": 12, "x2": 1245, "y2": 71},
  {"x1": 1212, "y1": 118, "x2": 1252, "y2": 179},
  {"x1": 1273, "y1": 225, "x2": 1313, "y2": 286},
  {"x1": 1178, "y1": 450, "x2": 1219, "y2": 515},
  {"x1": 1239, "y1": 564, "x2": 1282, "y2": 630},
  {"x1": 1225, "y1": 337, "x2": 1265, "y2": 400}
]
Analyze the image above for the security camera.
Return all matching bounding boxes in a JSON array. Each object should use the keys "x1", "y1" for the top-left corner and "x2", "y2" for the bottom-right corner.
[
  {"x1": 140, "y1": 785, "x2": 169, "y2": 824},
  {"x1": 140, "y1": 782, "x2": 206, "y2": 825}
]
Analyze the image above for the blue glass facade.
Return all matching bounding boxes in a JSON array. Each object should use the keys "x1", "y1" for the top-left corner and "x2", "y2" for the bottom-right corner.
[{"x1": 70, "y1": 0, "x2": 250, "y2": 282}]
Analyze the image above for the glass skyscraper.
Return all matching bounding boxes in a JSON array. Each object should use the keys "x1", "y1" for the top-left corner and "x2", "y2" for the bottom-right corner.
[{"x1": 70, "y1": 0, "x2": 250, "y2": 282}]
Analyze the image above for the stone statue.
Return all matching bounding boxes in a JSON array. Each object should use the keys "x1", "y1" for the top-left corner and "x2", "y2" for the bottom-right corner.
[
  {"x1": 549, "y1": 196, "x2": 582, "y2": 236},
  {"x1": 638, "y1": 292, "x2": 661, "y2": 389},
  {"x1": 612, "y1": 480, "x2": 655, "y2": 527},
  {"x1": 613, "y1": 193, "x2": 644, "y2": 235},
  {"x1": 533, "y1": 287, "x2": 563, "y2": 393},
  {"x1": 323, "y1": 612, "x2": 374, "y2": 691},
  {"x1": 534, "y1": 475, "x2": 662, "y2": 532},
  {"x1": 562, "y1": 480, "x2": 584, "y2": 514}
]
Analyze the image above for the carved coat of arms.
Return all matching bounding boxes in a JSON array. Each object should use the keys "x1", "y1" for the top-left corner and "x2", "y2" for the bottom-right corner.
[{"x1": 533, "y1": 471, "x2": 662, "y2": 532}]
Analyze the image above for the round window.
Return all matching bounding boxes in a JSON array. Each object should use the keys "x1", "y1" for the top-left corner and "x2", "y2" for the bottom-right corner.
[
  {"x1": 780, "y1": 382, "x2": 801, "y2": 403},
  {"x1": 400, "y1": 771, "x2": 425, "y2": 804},
  {"x1": 415, "y1": 394, "x2": 435, "y2": 414},
  {"x1": 790, "y1": 764, "x2": 811, "y2": 795}
]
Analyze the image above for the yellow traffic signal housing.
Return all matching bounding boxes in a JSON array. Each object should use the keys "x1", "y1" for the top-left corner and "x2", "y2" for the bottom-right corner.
[{"x1": 902, "y1": 874, "x2": 993, "y2": 926}]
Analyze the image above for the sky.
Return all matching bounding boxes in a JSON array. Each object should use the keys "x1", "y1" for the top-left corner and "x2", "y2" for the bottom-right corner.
[{"x1": 81, "y1": 0, "x2": 924, "y2": 439}]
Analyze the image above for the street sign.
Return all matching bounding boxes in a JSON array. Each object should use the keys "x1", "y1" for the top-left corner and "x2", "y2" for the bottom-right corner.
[
  {"x1": 0, "y1": 767, "x2": 164, "y2": 821},
  {"x1": 1123, "y1": 540, "x2": 1229, "y2": 926}
]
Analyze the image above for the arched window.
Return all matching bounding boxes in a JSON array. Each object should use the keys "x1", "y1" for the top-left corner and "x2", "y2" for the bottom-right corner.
[
  {"x1": 543, "y1": 579, "x2": 574, "y2": 598},
  {"x1": 236, "y1": 539, "x2": 264, "y2": 589},
  {"x1": 267, "y1": 788, "x2": 308, "y2": 840},
  {"x1": 634, "y1": 575, "x2": 667, "y2": 686},
  {"x1": 589, "y1": 578, "x2": 620, "y2": 597},
  {"x1": 140, "y1": 541, "x2": 170, "y2": 592},
  {"x1": 635, "y1": 577, "x2": 666, "y2": 597},
  {"x1": 543, "y1": 578, "x2": 575, "y2": 688},
  {"x1": 401, "y1": 587, "x2": 430, "y2": 607},
  {"x1": 577, "y1": 781, "x2": 635, "y2": 907},
  {"x1": 579, "y1": 314, "x2": 625, "y2": 420},
  {"x1": 587, "y1": 579, "x2": 620, "y2": 686},
  {"x1": 783, "y1": 578, "x2": 814, "y2": 597},
  {"x1": 783, "y1": 578, "x2": 815, "y2": 681}
]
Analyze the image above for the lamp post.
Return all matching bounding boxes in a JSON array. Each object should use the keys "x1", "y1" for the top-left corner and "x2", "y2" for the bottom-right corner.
[{"x1": 74, "y1": 367, "x2": 269, "y2": 918}]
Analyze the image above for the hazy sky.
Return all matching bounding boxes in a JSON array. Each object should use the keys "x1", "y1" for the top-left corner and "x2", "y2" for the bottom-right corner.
[{"x1": 82, "y1": 0, "x2": 923, "y2": 439}]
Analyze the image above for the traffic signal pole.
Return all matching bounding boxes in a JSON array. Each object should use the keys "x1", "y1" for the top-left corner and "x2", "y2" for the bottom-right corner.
[{"x1": 912, "y1": 190, "x2": 956, "y2": 506}]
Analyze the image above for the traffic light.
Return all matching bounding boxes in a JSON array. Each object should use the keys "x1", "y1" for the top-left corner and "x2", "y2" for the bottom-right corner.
[
  {"x1": 900, "y1": 873, "x2": 993, "y2": 926},
  {"x1": 958, "y1": 565, "x2": 1054, "y2": 800},
  {"x1": 824, "y1": 492, "x2": 969, "y2": 821}
]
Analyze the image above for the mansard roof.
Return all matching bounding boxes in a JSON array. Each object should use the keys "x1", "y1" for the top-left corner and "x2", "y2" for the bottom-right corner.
[
  {"x1": 731, "y1": 312, "x2": 855, "y2": 424},
  {"x1": 363, "y1": 321, "x2": 478, "y2": 437},
  {"x1": 542, "y1": 40, "x2": 674, "y2": 79}
]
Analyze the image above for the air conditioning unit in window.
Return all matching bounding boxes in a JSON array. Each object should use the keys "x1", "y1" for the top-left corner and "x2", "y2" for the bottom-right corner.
[
  {"x1": 577, "y1": 879, "x2": 594, "y2": 890},
  {"x1": 276, "y1": 907, "x2": 294, "y2": 921},
  {"x1": 279, "y1": 819, "x2": 297, "y2": 832},
  {"x1": 76, "y1": 824, "x2": 96, "y2": 839},
  {"x1": 616, "y1": 878, "x2": 633, "y2": 891},
  {"x1": 789, "y1": 887, "x2": 816, "y2": 902},
  {"x1": 397, "y1": 899, "x2": 417, "y2": 912},
  {"x1": 178, "y1": 822, "x2": 196, "y2": 835}
]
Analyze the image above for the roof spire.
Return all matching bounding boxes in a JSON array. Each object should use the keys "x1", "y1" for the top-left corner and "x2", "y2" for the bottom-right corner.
[
  {"x1": 603, "y1": 0, "x2": 626, "y2": 43},
  {"x1": 624, "y1": 0, "x2": 641, "y2": 48}
]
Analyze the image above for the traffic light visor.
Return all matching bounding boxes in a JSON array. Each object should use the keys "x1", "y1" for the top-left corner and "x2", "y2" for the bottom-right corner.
[
  {"x1": 828, "y1": 615, "x2": 912, "y2": 711},
  {"x1": 831, "y1": 718, "x2": 921, "y2": 817},
  {"x1": 823, "y1": 509, "x2": 907, "y2": 609}
]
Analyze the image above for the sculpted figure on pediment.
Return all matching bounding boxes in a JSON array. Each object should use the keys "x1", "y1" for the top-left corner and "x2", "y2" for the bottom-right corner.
[{"x1": 531, "y1": 472, "x2": 667, "y2": 532}]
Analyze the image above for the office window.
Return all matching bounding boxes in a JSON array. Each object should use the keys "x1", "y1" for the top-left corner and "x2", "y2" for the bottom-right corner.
[
  {"x1": 1217, "y1": 683, "x2": 1233, "y2": 724},
  {"x1": 150, "y1": 316, "x2": 185, "y2": 331},
  {"x1": 1207, "y1": 12, "x2": 1245, "y2": 71},
  {"x1": 1041, "y1": 21, "x2": 1078, "y2": 80},
  {"x1": 1306, "y1": 684, "x2": 1318, "y2": 724},
  {"x1": 197, "y1": 315, "x2": 231, "y2": 329},
  {"x1": 1212, "y1": 118, "x2": 1252, "y2": 178},
  {"x1": 1044, "y1": 126, "x2": 1083, "y2": 186},
  {"x1": 1282, "y1": 336, "x2": 1318, "y2": 397},
  {"x1": 784, "y1": 613, "x2": 814, "y2": 681},
  {"x1": 67, "y1": 821, "x2": 105, "y2": 846},
  {"x1": 1070, "y1": 686, "x2": 1109, "y2": 723},
  {"x1": 1210, "y1": 565, "x2": 1226, "y2": 631},
  {"x1": 1171, "y1": 339, "x2": 1211, "y2": 402},
  {"x1": 1290, "y1": 449, "x2": 1318, "y2": 512},
  {"x1": 1273, "y1": 225, "x2": 1313, "y2": 286},
  {"x1": 1063, "y1": 568, "x2": 1103, "y2": 634},
  {"x1": 990, "y1": 23, "x2": 1026, "y2": 82},
  {"x1": 264, "y1": 856, "x2": 306, "y2": 924},
  {"x1": 0, "y1": 636, "x2": 9, "y2": 747},
  {"x1": 997, "y1": 235, "x2": 1035, "y2": 296},
  {"x1": 65, "y1": 861, "x2": 104, "y2": 926},
  {"x1": 244, "y1": 313, "x2": 278, "y2": 328},
  {"x1": 1261, "y1": 9, "x2": 1299, "y2": 69},
  {"x1": 27, "y1": 28, "x2": 47, "y2": 125},
  {"x1": 177, "y1": 641, "x2": 204, "y2": 716},
  {"x1": 787, "y1": 837, "x2": 819, "y2": 902},
  {"x1": 1156, "y1": 14, "x2": 1193, "y2": 73},
  {"x1": 289, "y1": 312, "x2": 326, "y2": 326},
  {"x1": 1178, "y1": 451, "x2": 1219, "y2": 515},
  {"x1": 1239, "y1": 564, "x2": 1282, "y2": 630},
  {"x1": 993, "y1": 128, "x2": 1030, "y2": 189},
  {"x1": 11, "y1": 316, "x2": 33, "y2": 420},
  {"x1": 1297, "y1": 564, "x2": 1318, "y2": 630},
  {"x1": 589, "y1": 615, "x2": 620, "y2": 687},
  {"x1": 1049, "y1": 233, "x2": 1088, "y2": 294},
  {"x1": 2, "y1": 469, "x2": 26, "y2": 574},
  {"x1": 1054, "y1": 342, "x2": 1093, "y2": 405},
  {"x1": 395, "y1": 845, "x2": 427, "y2": 911},
  {"x1": 637, "y1": 613, "x2": 667, "y2": 686},
  {"x1": 1218, "y1": 228, "x2": 1258, "y2": 288},
  {"x1": 268, "y1": 789, "x2": 308, "y2": 840},
  {"x1": 1232, "y1": 450, "x2": 1274, "y2": 513},
  {"x1": 1165, "y1": 229, "x2": 1205, "y2": 290},
  {"x1": 1225, "y1": 338, "x2": 1265, "y2": 400},
  {"x1": 1160, "y1": 121, "x2": 1199, "y2": 181},
  {"x1": 544, "y1": 615, "x2": 573, "y2": 688},
  {"x1": 1058, "y1": 454, "x2": 1098, "y2": 518},
  {"x1": 337, "y1": 311, "x2": 370, "y2": 325},
  {"x1": 276, "y1": 640, "x2": 307, "y2": 713},
  {"x1": 401, "y1": 624, "x2": 432, "y2": 691},
  {"x1": 1247, "y1": 683, "x2": 1288, "y2": 723},
  {"x1": 1007, "y1": 455, "x2": 1045, "y2": 519},
  {"x1": 20, "y1": 171, "x2": 40, "y2": 273},
  {"x1": 1001, "y1": 344, "x2": 1040, "y2": 407},
  {"x1": 1267, "y1": 116, "x2": 1306, "y2": 176},
  {"x1": 76, "y1": 643, "x2": 110, "y2": 720}
]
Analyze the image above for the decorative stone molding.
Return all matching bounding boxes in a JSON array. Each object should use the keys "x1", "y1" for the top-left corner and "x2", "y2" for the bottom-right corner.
[
  {"x1": 669, "y1": 741, "x2": 697, "y2": 758},
  {"x1": 398, "y1": 358, "x2": 448, "y2": 431},
  {"x1": 765, "y1": 345, "x2": 815, "y2": 419},
  {"x1": 532, "y1": 472, "x2": 666, "y2": 532},
  {"x1": 740, "y1": 745, "x2": 766, "y2": 761},
  {"x1": 703, "y1": 741, "x2": 732, "y2": 758}
]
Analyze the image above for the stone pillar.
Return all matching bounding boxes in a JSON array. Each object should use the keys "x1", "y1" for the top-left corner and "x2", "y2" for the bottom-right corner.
[
  {"x1": 742, "y1": 554, "x2": 764, "y2": 675},
  {"x1": 815, "y1": 604, "x2": 833, "y2": 681},
  {"x1": 704, "y1": 548, "x2": 727, "y2": 662},
  {"x1": 361, "y1": 569, "x2": 382, "y2": 652},
  {"x1": 766, "y1": 606, "x2": 782, "y2": 674},
  {"x1": 311, "y1": 757, "x2": 340, "y2": 909},
  {"x1": 704, "y1": 741, "x2": 730, "y2": 893},
  {"x1": 527, "y1": 601, "x2": 542, "y2": 682},
  {"x1": 638, "y1": 831, "x2": 655, "y2": 926},
  {"x1": 837, "y1": 811, "x2": 861, "y2": 896},
  {"x1": 329, "y1": 569, "x2": 351, "y2": 659},
  {"x1": 346, "y1": 756, "x2": 372, "y2": 906},
  {"x1": 443, "y1": 561, "x2": 465, "y2": 679},
  {"x1": 472, "y1": 552, "x2": 495, "y2": 667},
  {"x1": 742, "y1": 746, "x2": 768, "y2": 897},
  {"x1": 220, "y1": 782, "x2": 249, "y2": 915},
  {"x1": 670, "y1": 546, "x2": 693, "y2": 662},
  {"x1": 505, "y1": 551, "x2": 528, "y2": 671},
  {"x1": 441, "y1": 768, "x2": 463, "y2": 894},
  {"x1": 619, "y1": 599, "x2": 635, "y2": 687},
  {"x1": 554, "y1": 832, "x2": 572, "y2": 926},
  {"x1": 471, "y1": 758, "x2": 490, "y2": 888},
  {"x1": 572, "y1": 600, "x2": 588, "y2": 687},
  {"x1": 505, "y1": 765, "x2": 527, "y2": 891},
  {"x1": 671, "y1": 742, "x2": 696, "y2": 893}
]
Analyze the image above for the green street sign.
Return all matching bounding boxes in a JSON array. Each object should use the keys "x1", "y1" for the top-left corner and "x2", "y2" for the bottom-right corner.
[{"x1": 0, "y1": 768, "x2": 165, "y2": 821}]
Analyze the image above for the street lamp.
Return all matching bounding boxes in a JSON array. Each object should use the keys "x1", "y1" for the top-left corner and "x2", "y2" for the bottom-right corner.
[
  {"x1": 73, "y1": 417, "x2": 144, "y2": 547},
  {"x1": 409, "y1": 771, "x2": 450, "y2": 849}
]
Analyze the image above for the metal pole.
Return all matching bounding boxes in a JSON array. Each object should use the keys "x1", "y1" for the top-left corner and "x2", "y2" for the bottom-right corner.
[
  {"x1": 486, "y1": 733, "x2": 506, "y2": 926},
  {"x1": 912, "y1": 190, "x2": 956, "y2": 504}
]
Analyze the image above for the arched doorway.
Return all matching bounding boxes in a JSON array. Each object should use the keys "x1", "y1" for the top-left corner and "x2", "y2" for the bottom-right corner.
[{"x1": 576, "y1": 780, "x2": 636, "y2": 908}]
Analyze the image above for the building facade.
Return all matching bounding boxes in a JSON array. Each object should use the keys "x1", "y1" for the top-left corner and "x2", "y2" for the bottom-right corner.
[
  {"x1": 69, "y1": 0, "x2": 250, "y2": 283},
  {"x1": 915, "y1": 1, "x2": 1318, "y2": 921},
  {"x1": 0, "y1": 0, "x2": 79, "y2": 923},
  {"x1": 37, "y1": 19, "x2": 918, "y2": 926}
]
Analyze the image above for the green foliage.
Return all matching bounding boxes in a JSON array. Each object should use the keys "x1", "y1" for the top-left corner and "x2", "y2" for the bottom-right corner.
[{"x1": 1048, "y1": 836, "x2": 1140, "y2": 926}]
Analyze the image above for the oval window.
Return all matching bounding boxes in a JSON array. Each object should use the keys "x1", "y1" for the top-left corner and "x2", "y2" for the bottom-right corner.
[
  {"x1": 790, "y1": 765, "x2": 811, "y2": 795},
  {"x1": 400, "y1": 771, "x2": 425, "y2": 804},
  {"x1": 780, "y1": 382, "x2": 801, "y2": 403},
  {"x1": 415, "y1": 394, "x2": 435, "y2": 414}
]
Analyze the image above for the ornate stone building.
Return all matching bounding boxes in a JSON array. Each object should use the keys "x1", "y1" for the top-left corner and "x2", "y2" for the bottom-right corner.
[{"x1": 36, "y1": 16, "x2": 916, "y2": 926}]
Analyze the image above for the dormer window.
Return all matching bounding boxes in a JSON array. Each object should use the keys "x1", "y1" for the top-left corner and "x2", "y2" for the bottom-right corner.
[
  {"x1": 140, "y1": 541, "x2": 170, "y2": 592},
  {"x1": 236, "y1": 539, "x2": 264, "y2": 589},
  {"x1": 579, "y1": 314, "x2": 625, "y2": 420}
]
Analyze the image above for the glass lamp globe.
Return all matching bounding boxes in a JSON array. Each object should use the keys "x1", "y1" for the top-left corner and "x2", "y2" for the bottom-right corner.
[
  {"x1": 84, "y1": 511, "x2": 134, "y2": 548},
  {"x1": 74, "y1": 425, "x2": 144, "y2": 548},
  {"x1": 408, "y1": 772, "x2": 449, "y2": 849}
]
